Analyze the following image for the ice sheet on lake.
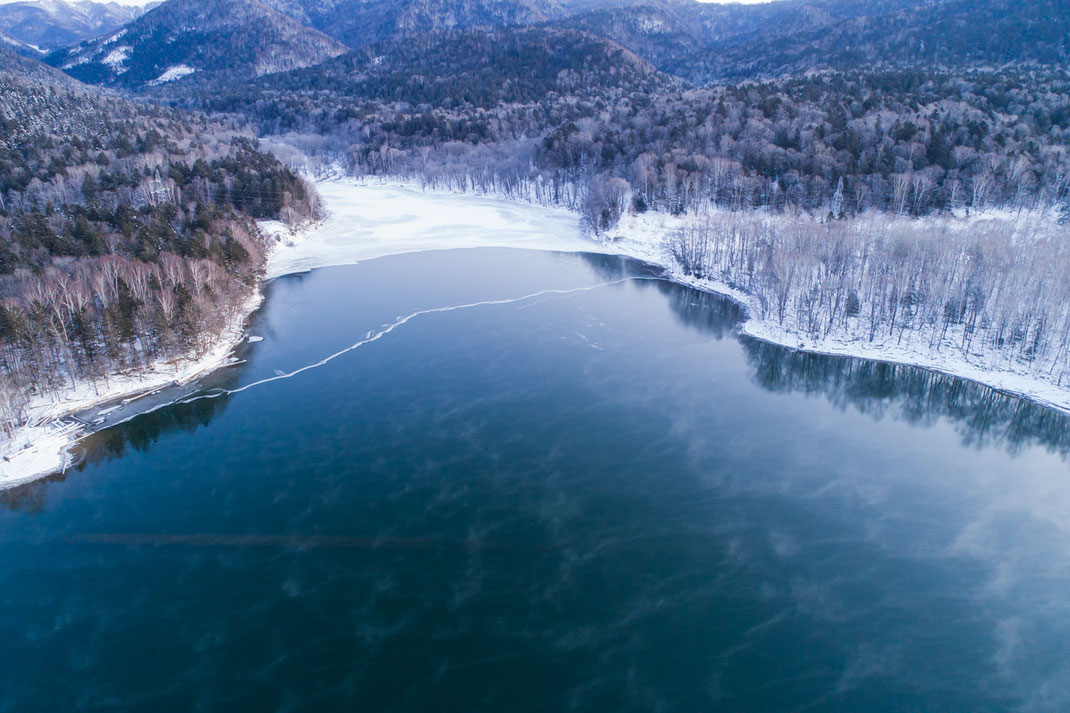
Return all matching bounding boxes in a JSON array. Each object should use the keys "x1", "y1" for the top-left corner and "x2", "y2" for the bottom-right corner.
[{"x1": 265, "y1": 180, "x2": 608, "y2": 280}]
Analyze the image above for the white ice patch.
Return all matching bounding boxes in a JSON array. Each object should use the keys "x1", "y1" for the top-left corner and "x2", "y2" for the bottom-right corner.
[
  {"x1": 265, "y1": 180, "x2": 603, "y2": 280},
  {"x1": 102, "y1": 45, "x2": 131, "y2": 73},
  {"x1": 146, "y1": 64, "x2": 198, "y2": 85},
  {"x1": 636, "y1": 15, "x2": 666, "y2": 32}
]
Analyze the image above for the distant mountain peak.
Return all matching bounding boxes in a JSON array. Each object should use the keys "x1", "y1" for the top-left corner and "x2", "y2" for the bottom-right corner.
[
  {"x1": 48, "y1": 0, "x2": 346, "y2": 88},
  {"x1": 0, "y1": 0, "x2": 155, "y2": 53}
]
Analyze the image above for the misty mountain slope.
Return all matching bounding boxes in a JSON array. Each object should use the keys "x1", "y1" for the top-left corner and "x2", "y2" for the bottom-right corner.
[
  {"x1": 48, "y1": 0, "x2": 347, "y2": 89},
  {"x1": 0, "y1": 0, "x2": 153, "y2": 52},
  {"x1": 553, "y1": 0, "x2": 928, "y2": 76},
  {"x1": 0, "y1": 27, "x2": 45, "y2": 56},
  {"x1": 550, "y1": 2, "x2": 716, "y2": 74}
]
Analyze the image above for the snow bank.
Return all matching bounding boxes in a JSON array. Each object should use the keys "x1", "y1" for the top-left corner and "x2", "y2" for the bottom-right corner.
[
  {"x1": 0, "y1": 424, "x2": 77, "y2": 490},
  {"x1": 101, "y1": 46, "x2": 130, "y2": 73},
  {"x1": 0, "y1": 290, "x2": 262, "y2": 489},
  {"x1": 101, "y1": 29, "x2": 127, "y2": 46},
  {"x1": 147, "y1": 64, "x2": 197, "y2": 85}
]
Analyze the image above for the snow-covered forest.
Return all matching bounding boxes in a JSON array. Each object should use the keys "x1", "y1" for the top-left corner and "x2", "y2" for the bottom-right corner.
[
  {"x1": 194, "y1": 32, "x2": 1070, "y2": 220},
  {"x1": 664, "y1": 209, "x2": 1070, "y2": 385},
  {"x1": 182, "y1": 27, "x2": 1070, "y2": 392},
  {"x1": 0, "y1": 71, "x2": 320, "y2": 435},
  {"x1": 4, "y1": 7, "x2": 1070, "y2": 439}
]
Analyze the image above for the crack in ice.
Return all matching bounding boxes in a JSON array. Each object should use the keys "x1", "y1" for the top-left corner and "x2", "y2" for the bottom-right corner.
[{"x1": 108, "y1": 277, "x2": 655, "y2": 423}]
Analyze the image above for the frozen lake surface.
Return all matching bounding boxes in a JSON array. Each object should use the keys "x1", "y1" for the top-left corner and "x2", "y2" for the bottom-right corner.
[{"x1": 2, "y1": 249, "x2": 1068, "y2": 712}]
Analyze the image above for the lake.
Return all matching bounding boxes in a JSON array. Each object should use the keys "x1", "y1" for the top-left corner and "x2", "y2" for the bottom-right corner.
[{"x1": 2, "y1": 248, "x2": 1068, "y2": 712}]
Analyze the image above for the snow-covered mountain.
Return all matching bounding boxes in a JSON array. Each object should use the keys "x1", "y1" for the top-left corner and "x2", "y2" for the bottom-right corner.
[
  {"x1": 0, "y1": 0, "x2": 154, "y2": 52},
  {"x1": 0, "y1": 38, "x2": 75, "y2": 82},
  {"x1": 47, "y1": 0, "x2": 346, "y2": 88},
  {"x1": 558, "y1": 0, "x2": 1070, "y2": 82}
]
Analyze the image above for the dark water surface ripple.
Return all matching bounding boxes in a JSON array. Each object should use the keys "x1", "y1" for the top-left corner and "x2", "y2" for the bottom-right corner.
[{"x1": 2, "y1": 249, "x2": 1069, "y2": 713}]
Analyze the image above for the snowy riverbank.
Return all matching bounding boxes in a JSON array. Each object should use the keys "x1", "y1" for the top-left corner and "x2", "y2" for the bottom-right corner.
[
  {"x1": 598, "y1": 207, "x2": 1070, "y2": 419},
  {"x1": 266, "y1": 178, "x2": 1070, "y2": 419},
  {"x1": 0, "y1": 181, "x2": 599, "y2": 489},
  {"x1": 0, "y1": 221, "x2": 317, "y2": 489},
  {"x1": 264, "y1": 179, "x2": 605, "y2": 279},
  {"x1": 5, "y1": 177, "x2": 1069, "y2": 488}
]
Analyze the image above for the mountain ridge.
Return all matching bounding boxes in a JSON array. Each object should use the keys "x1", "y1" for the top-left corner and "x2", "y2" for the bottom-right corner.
[
  {"x1": 46, "y1": 0, "x2": 346, "y2": 88},
  {"x1": 0, "y1": 0, "x2": 155, "y2": 52}
]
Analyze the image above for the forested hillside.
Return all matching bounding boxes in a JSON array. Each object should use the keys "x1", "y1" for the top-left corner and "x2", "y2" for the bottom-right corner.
[
  {"x1": 201, "y1": 27, "x2": 663, "y2": 112},
  {"x1": 560, "y1": 0, "x2": 1069, "y2": 84},
  {"x1": 47, "y1": 0, "x2": 346, "y2": 89},
  {"x1": 186, "y1": 29, "x2": 1070, "y2": 220},
  {"x1": 685, "y1": 0, "x2": 1069, "y2": 82},
  {"x1": 0, "y1": 55, "x2": 319, "y2": 433},
  {"x1": 6, "y1": 0, "x2": 1070, "y2": 433},
  {"x1": 664, "y1": 208, "x2": 1070, "y2": 387},
  {"x1": 0, "y1": 0, "x2": 154, "y2": 53}
]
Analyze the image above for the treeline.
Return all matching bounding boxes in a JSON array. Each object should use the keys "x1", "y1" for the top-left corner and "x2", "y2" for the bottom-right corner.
[
  {"x1": 185, "y1": 29, "x2": 1070, "y2": 220},
  {"x1": 0, "y1": 245, "x2": 257, "y2": 435},
  {"x1": 667, "y1": 209, "x2": 1070, "y2": 384},
  {"x1": 0, "y1": 71, "x2": 321, "y2": 436},
  {"x1": 538, "y1": 69, "x2": 1070, "y2": 218}
]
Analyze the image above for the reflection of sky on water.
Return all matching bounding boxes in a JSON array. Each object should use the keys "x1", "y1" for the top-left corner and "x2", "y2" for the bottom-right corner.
[{"x1": 1, "y1": 248, "x2": 1068, "y2": 713}]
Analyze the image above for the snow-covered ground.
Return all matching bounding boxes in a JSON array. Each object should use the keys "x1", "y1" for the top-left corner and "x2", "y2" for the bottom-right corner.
[
  {"x1": 101, "y1": 45, "x2": 130, "y2": 73},
  {"x1": 0, "y1": 290, "x2": 263, "y2": 488},
  {"x1": 5, "y1": 176, "x2": 1068, "y2": 489},
  {"x1": 598, "y1": 207, "x2": 1070, "y2": 419},
  {"x1": 265, "y1": 180, "x2": 606, "y2": 279},
  {"x1": 146, "y1": 64, "x2": 197, "y2": 85}
]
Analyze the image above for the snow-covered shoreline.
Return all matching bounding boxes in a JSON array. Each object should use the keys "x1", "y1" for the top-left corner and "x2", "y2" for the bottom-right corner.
[
  {"x1": 0, "y1": 300, "x2": 254, "y2": 489},
  {"x1": 0, "y1": 220, "x2": 319, "y2": 490},
  {"x1": 267, "y1": 178, "x2": 1070, "y2": 418},
  {"x1": 4, "y1": 177, "x2": 1068, "y2": 489},
  {"x1": 596, "y1": 208, "x2": 1070, "y2": 419}
]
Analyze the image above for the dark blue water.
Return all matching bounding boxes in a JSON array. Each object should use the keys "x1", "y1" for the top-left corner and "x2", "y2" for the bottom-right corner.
[{"x1": 2, "y1": 249, "x2": 1069, "y2": 713}]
